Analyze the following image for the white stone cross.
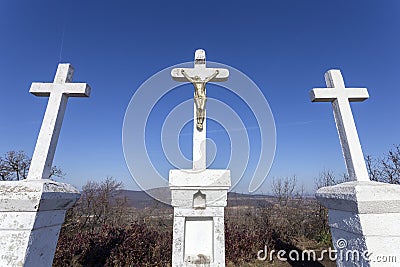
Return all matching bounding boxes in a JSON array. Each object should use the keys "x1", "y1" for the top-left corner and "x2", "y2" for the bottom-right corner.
[
  {"x1": 27, "y1": 64, "x2": 90, "y2": 180},
  {"x1": 171, "y1": 49, "x2": 229, "y2": 170},
  {"x1": 310, "y1": 69, "x2": 370, "y2": 181}
]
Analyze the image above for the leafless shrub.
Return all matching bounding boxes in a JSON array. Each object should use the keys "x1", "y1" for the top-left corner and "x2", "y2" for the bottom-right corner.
[
  {"x1": 0, "y1": 150, "x2": 65, "y2": 181},
  {"x1": 65, "y1": 177, "x2": 128, "y2": 232},
  {"x1": 366, "y1": 145, "x2": 400, "y2": 184}
]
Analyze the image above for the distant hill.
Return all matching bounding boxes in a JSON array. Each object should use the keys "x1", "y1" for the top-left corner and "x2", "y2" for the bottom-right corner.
[
  {"x1": 118, "y1": 188, "x2": 278, "y2": 209},
  {"x1": 118, "y1": 190, "x2": 164, "y2": 209}
]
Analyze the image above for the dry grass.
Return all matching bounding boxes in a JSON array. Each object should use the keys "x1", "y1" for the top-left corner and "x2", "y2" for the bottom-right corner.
[{"x1": 56, "y1": 194, "x2": 335, "y2": 266}]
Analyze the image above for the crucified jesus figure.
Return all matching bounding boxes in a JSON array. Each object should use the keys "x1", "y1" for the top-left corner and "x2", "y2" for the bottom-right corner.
[{"x1": 181, "y1": 69, "x2": 219, "y2": 131}]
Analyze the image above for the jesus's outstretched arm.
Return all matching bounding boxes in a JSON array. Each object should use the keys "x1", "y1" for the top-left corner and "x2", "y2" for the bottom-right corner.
[
  {"x1": 204, "y1": 70, "x2": 219, "y2": 83},
  {"x1": 181, "y1": 70, "x2": 195, "y2": 83}
]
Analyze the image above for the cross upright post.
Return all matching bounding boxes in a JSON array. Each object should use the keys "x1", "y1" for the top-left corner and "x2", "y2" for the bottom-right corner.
[
  {"x1": 171, "y1": 49, "x2": 229, "y2": 171},
  {"x1": 27, "y1": 63, "x2": 91, "y2": 180},
  {"x1": 310, "y1": 69, "x2": 370, "y2": 181}
]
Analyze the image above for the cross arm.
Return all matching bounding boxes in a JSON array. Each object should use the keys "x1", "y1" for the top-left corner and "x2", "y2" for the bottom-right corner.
[
  {"x1": 30, "y1": 83, "x2": 91, "y2": 97},
  {"x1": 309, "y1": 88, "x2": 338, "y2": 102},
  {"x1": 311, "y1": 69, "x2": 369, "y2": 102},
  {"x1": 310, "y1": 87, "x2": 369, "y2": 102},
  {"x1": 171, "y1": 68, "x2": 229, "y2": 82},
  {"x1": 347, "y1": 88, "x2": 369, "y2": 102}
]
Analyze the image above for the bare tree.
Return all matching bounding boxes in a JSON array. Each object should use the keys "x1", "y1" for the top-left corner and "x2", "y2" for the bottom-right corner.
[
  {"x1": 365, "y1": 145, "x2": 400, "y2": 184},
  {"x1": 314, "y1": 169, "x2": 336, "y2": 189},
  {"x1": 272, "y1": 175, "x2": 297, "y2": 206},
  {"x1": 380, "y1": 145, "x2": 400, "y2": 184},
  {"x1": 0, "y1": 150, "x2": 65, "y2": 181},
  {"x1": 49, "y1": 165, "x2": 66, "y2": 179},
  {"x1": 365, "y1": 155, "x2": 380, "y2": 181},
  {"x1": 0, "y1": 151, "x2": 30, "y2": 180},
  {"x1": 70, "y1": 177, "x2": 128, "y2": 231},
  {"x1": 98, "y1": 177, "x2": 125, "y2": 226},
  {"x1": 314, "y1": 169, "x2": 351, "y2": 190},
  {"x1": 0, "y1": 157, "x2": 12, "y2": 181}
]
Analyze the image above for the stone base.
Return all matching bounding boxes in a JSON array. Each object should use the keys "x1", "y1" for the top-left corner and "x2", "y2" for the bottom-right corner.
[
  {"x1": 0, "y1": 179, "x2": 80, "y2": 267},
  {"x1": 316, "y1": 181, "x2": 400, "y2": 267},
  {"x1": 169, "y1": 169, "x2": 230, "y2": 267}
]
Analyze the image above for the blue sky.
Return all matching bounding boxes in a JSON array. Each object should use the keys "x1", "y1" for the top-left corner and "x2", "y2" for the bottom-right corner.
[{"x1": 0, "y1": 0, "x2": 399, "y2": 194}]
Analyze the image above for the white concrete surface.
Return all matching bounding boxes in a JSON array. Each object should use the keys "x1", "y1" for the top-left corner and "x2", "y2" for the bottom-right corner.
[
  {"x1": 170, "y1": 169, "x2": 231, "y2": 267},
  {"x1": 0, "y1": 179, "x2": 80, "y2": 267},
  {"x1": 184, "y1": 218, "x2": 213, "y2": 264},
  {"x1": 316, "y1": 181, "x2": 400, "y2": 267}
]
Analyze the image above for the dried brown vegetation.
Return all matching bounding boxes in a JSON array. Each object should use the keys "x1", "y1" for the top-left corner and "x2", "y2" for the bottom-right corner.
[
  {"x1": 56, "y1": 141, "x2": 400, "y2": 267},
  {"x1": 54, "y1": 176, "x2": 337, "y2": 266}
]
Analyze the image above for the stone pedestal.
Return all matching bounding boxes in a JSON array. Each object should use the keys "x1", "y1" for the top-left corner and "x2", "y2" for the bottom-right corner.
[
  {"x1": 0, "y1": 179, "x2": 80, "y2": 267},
  {"x1": 316, "y1": 181, "x2": 400, "y2": 267},
  {"x1": 169, "y1": 169, "x2": 231, "y2": 267}
]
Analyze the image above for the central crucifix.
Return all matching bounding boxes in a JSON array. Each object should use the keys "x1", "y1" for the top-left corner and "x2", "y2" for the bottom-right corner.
[
  {"x1": 169, "y1": 49, "x2": 231, "y2": 266},
  {"x1": 171, "y1": 49, "x2": 229, "y2": 170},
  {"x1": 172, "y1": 49, "x2": 229, "y2": 130}
]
